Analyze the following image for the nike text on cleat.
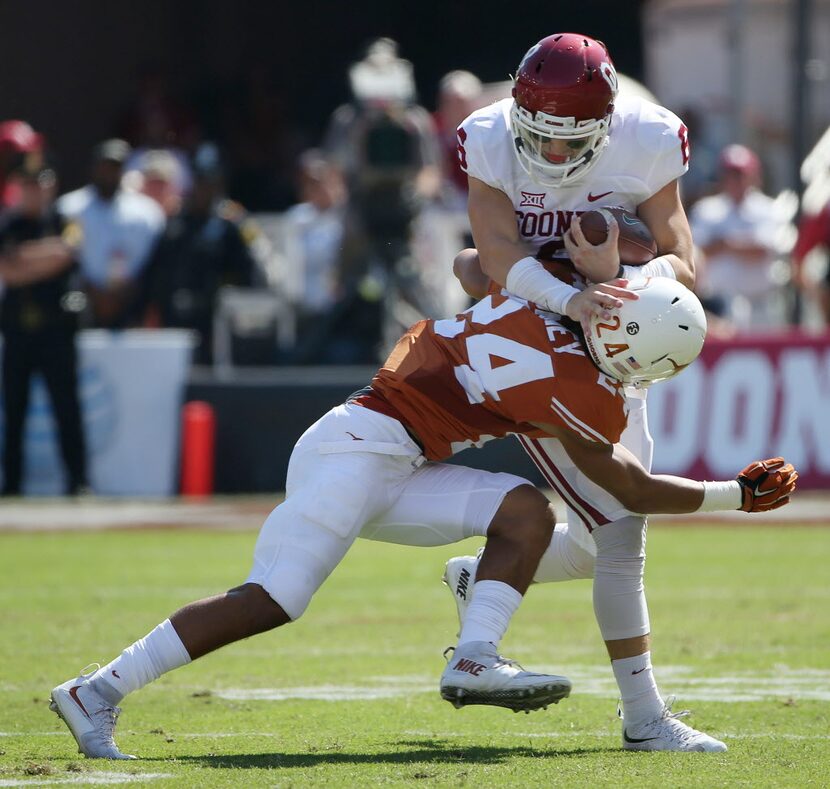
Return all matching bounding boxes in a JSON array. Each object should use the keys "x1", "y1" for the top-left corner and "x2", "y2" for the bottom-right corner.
[
  {"x1": 621, "y1": 699, "x2": 727, "y2": 752},
  {"x1": 442, "y1": 555, "x2": 479, "y2": 634},
  {"x1": 440, "y1": 641, "x2": 571, "y2": 713},
  {"x1": 50, "y1": 666, "x2": 136, "y2": 759}
]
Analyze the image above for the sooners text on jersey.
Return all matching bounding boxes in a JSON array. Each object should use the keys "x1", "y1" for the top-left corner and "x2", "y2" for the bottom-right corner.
[{"x1": 368, "y1": 294, "x2": 628, "y2": 461}]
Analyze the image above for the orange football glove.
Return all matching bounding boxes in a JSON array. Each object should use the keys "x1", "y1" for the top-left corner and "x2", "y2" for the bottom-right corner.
[{"x1": 736, "y1": 457, "x2": 798, "y2": 512}]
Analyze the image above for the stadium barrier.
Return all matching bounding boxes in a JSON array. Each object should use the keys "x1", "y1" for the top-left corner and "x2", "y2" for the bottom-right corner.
[
  {"x1": 649, "y1": 331, "x2": 830, "y2": 489},
  {"x1": 0, "y1": 330, "x2": 194, "y2": 496}
]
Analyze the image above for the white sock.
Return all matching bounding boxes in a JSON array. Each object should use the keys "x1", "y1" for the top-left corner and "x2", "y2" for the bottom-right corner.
[
  {"x1": 90, "y1": 619, "x2": 192, "y2": 704},
  {"x1": 457, "y1": 580, "x2": 522, "y2": 648},
  {"x1": 612, "y1": 651, "x2": 664, "y2": 729}
]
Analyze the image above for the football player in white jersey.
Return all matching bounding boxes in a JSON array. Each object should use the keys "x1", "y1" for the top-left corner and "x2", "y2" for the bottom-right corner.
[{"x1": 442, "y1": 32, "x2": 727, "y2": 752}]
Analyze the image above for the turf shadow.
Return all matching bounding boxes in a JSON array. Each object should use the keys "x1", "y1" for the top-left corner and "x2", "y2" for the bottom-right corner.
[{"x1": 161, "y1": 740, "x2": 617, "y2": 769}]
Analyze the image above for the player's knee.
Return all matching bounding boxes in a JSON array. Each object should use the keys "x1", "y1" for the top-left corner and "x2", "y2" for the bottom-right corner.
[
  {"x1": 489, "y1": 484, "x2": 555, "y2": 553},
  {"x1": 227, "y1": 583, "x2": 291, "y2": 633},
  {"x1": 591, "y1": 515, "x2": 647, "y2": 561}
]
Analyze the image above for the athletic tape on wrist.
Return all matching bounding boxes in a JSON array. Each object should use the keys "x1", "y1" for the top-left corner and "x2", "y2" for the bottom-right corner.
[
  {"x1": 505, "y1": 256, "x2": 580, "y2": 315},
  {"x1": 698, "y1": 480, "x2": 743, "y2": 512}
]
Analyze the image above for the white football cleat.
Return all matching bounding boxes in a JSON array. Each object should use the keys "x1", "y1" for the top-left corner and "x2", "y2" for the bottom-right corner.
[
  {"x1": 442, "y1": 554, "x2": 478, "y2": 633},
  {"x1": 50, "y1": 666, "x2": 136, "y2": 759},
  {"x1": 440, "y1": 641, "x2": 571, "y2": 713},
  {"x1": 622, "y1": 700, "x2": 727, "y2": 752}
]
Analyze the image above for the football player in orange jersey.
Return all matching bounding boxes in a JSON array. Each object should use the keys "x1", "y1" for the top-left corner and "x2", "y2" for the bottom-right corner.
[{"x1": 49, "y1": 277, "x2": 795, "y2": 759}]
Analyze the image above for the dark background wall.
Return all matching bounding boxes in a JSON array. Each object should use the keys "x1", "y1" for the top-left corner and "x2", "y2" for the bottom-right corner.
[{"x1": 0, "y1": 0, "x2": 644, "y2": 195}]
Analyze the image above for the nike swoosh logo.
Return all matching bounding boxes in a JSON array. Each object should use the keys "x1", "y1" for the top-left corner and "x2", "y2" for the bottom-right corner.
[
  {"x1": 631, "y1": 667, "x2": 648, "y2": 675},
  {"x1": 587, "y1": 191, "x2": 613, "y2": 202},
  {"x1": 68, "y1": 685, "x2": 91, "y2": 719},
  {"x1": 624, "y1": 729, "x2": 660, "y2": 744},
  {"x1": 346, "y1": 432, "x2": 364, "y2": 441}
]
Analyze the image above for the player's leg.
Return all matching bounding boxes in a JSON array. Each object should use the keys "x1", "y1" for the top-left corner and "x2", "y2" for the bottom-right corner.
[
  {"x1": 532, "y1": 395, "x2": 726, "y2": 751},
  {"x1": 38, "y1": 330, "x2": 88, "y2": 494},
  {"x1": 50, "y1": 403, "x2": 421, "y2": 758},
  {"x1": 363, "y1": 463, "x2": 570, "y2": 711},
  {"x1": 444, "y1": 519, "x2": 595, "y2": 625},
  {"x1": 1, "y1": 335, "x2": 33, "y2": 495}
]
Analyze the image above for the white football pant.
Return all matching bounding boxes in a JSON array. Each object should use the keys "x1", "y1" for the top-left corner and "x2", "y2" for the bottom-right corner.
[{"x1": 247, "y1": 402, "x2": 529, "y2": 620}]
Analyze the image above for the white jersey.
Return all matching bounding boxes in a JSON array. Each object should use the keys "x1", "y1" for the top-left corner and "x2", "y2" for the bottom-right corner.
[{"x1": 457, "y1": 96, "x2": 689, "y2": 261}]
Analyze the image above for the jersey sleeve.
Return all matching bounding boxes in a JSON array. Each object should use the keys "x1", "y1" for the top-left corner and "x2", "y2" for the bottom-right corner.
[
  {"x1": 636, "y1": 101, "x2": 690, "y2": 194},
  {"x1": 547, "y1": 375, "x2": 628, "y2": 445},
  {"x1": 457, "y1": 108, "x2": 502, "y2": 190}
]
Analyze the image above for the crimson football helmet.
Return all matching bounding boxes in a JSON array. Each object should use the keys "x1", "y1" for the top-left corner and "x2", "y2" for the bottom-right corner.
[{"x1": 511, "y1": 33, "x2": 618, "y2": 187}]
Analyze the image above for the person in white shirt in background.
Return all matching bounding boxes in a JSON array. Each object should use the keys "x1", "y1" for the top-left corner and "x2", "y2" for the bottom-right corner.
[
  {"x1": 56, "y1": 139, "x2": 164, "y2": 328},
  {"x1": 281, "y1": 150, "x2": 347, "y2": 323},
  {"x1": 690, "y1": 144, "x2": 794, "y2": 330}
]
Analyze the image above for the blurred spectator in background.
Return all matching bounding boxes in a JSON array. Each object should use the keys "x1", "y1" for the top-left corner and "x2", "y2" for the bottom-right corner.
[
  {"x1": 128, "y1": 149, "x2": 184, "y2": 218},
  {"x1": 690, "y1": 144, "x2": 794, "y2": 329},
  {"x1": 125, "y1": 149, "x2": 188, "y2": 212},
  {"x1": 142, "y1": 143, "x2": 258, "y2": 364},
  {"x1": 57, "y1": 139, "x2": 164, "y2": 328},
  {"x1": 280, "y1": 149, "x2": 348, "y2": 362},
  {"x1": 433, "y1": 70, "x2": 483, "y2": 209},
  {"x1": 0, "y1": 120, "x2": 44, "y2": 210},
  {"x1": 324, "y1": 38, "x2": 442, "y2": 360},
  {"x1": 0, "y1": 162, "x2": 88, "y2": 496},
  {"x1": 676, "y1": 105, "x2": 721, "y2": 209},
  {"x1": 792, "y1": 194, "x2": 830, "y2": 322}
]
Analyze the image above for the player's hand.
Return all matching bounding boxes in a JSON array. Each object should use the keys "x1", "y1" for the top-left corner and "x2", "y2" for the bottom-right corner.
[
  {"x1": 565, "y1": 278, "x2": 639, "y2": 323},
  {"x1": 564, "y1": 215, "x2": 621, "y2": 283},
  {"x1": 736, "y1": 457, "x2": 798, "y2": 512}
]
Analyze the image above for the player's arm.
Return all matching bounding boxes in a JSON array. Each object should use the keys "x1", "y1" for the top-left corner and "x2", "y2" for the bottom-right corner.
[
  {"x1": 467, "y1": 175, "x2": 534, "y2": 283},
  {"x1": 532, "y1": 421, "x2": 797, "y2": 514},
  {"x1": 453, "y1": 248, "x2": 491, "y2": 300},
  {"x1": 634, "y1": 179, "x2": 695, "y2": 288},
  {"x1": 0, "y1": 238, "x2": 73, "y2": 286},
  {"x1": 467, "y1": 175, "x2": 637, "y2": 321}
]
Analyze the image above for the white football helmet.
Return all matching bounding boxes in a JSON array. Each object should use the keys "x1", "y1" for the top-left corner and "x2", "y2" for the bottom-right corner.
[{"x1": 583, "y1": 278, "x2": 707, "y2": 387}]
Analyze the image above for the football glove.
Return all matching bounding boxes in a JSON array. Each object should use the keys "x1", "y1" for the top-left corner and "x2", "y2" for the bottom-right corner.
[{"x1": 736, "y1": 457, "x2": 798, "y2": 512}]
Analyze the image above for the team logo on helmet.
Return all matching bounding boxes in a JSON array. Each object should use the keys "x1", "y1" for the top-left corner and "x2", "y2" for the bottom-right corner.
[
  {"x1": 599, "y1": 61, "x2": 618, "y2": 93},
  {"x1": 626, "y1": 322, "x2": 640, "y2": 335}
]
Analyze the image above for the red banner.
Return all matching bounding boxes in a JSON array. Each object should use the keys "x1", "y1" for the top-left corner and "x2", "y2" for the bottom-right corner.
[{"x1": 648, "y1": 331, "x2": 830, "y2": 490}]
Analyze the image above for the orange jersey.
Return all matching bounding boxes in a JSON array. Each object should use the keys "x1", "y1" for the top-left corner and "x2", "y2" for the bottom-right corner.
[{"x1": 370, "y1": 293, "x2": 628, "y2": 461}]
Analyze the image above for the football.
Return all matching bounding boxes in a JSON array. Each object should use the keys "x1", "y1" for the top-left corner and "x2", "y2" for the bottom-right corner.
[{"x1": 578, "y1": 206, "x2": 657, "y2": 265}]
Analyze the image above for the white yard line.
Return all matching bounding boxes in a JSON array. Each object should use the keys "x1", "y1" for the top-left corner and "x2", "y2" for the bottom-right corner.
[
  {"x1": 0, "y1": 774, "x2": 172, "y2": 787},
  {"x1": 212, "y1": 665, "x2": 830, "y2": 703}
]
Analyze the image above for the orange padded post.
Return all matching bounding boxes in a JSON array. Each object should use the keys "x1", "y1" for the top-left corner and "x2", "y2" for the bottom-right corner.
[{"x1": 180, "y1": 400, "x2": 216, "y2": 496}]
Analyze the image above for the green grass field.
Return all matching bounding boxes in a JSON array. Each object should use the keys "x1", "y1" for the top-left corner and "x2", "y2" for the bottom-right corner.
[{"x1": 1, "y1": 521, "x2": 829, "y2": 787}]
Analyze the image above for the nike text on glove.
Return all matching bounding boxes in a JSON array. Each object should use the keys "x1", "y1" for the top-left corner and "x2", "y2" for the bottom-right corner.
[{"x1": 736, "y1": 457, "x2": 798, "y2": 512}]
